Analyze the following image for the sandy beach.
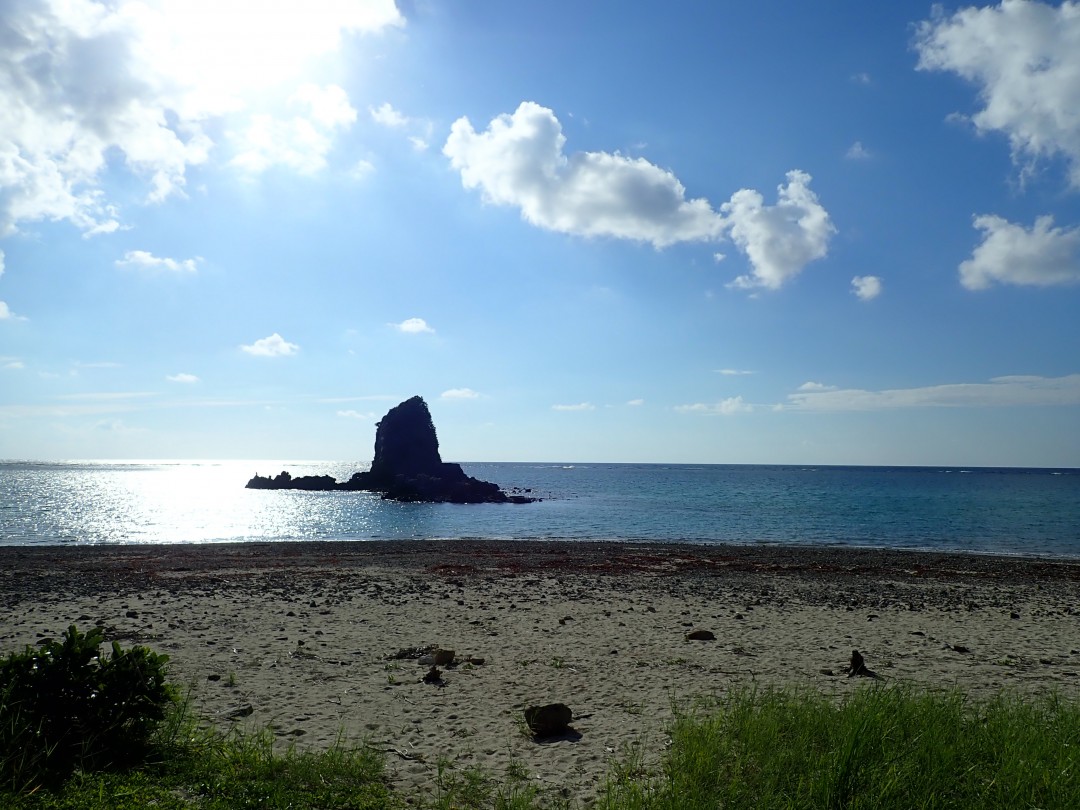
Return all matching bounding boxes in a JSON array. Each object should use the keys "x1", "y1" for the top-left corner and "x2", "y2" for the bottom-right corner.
[{"x1": 2, "y1": 540, "x2": 1078, "y2": 805}]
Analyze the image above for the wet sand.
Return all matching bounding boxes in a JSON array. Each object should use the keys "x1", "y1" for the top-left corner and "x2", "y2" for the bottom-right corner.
[{"x1": 2, "y1": 540, "x2": 1078, "y2": 805}]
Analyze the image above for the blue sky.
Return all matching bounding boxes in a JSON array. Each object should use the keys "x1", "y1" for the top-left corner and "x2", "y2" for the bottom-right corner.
[{"x1": 1, "y1": 0, "x2": 1079, "y2": 465}]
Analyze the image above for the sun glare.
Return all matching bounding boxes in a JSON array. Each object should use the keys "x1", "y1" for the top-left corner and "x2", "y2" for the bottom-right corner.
[{"x1": 123, "y1": 0, "x2": 403, "y2": 114}]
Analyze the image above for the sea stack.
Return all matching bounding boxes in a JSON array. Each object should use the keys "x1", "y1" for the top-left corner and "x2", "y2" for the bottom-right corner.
[{"x1": 246, "y1": 396, "x2": 534, "y2": 504}]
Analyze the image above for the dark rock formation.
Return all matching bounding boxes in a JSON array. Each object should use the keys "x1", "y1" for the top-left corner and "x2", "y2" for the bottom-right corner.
[
  {"x1": 524, "y1": 703, "x2": 574, "y2": 738},
  {"x1": 246, "y1": 396, "x2": 534, "y2": 504}
]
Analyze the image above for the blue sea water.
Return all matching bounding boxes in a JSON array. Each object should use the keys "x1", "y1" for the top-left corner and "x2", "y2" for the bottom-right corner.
[{"x1": 1, "y1": 460, "x2": 1078, "y2": 557}]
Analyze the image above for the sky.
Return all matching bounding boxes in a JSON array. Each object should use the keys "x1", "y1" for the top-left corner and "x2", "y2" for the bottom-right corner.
[{"x1": 1, "y1": 0, "x2": 1079, "y2": 466}]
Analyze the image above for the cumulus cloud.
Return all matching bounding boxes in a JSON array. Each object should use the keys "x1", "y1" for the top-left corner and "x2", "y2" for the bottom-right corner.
[
  {"x1": 392, "y1": 317, "x2": 434, "y2": 334},
  {"x1": 116, "y1": 250, "x2": 201, "y2": 272},
  {"x1": 851, "y1": 275, "x2": 883, "y2": 300},
  {"x1": 441, "y1": 388, "x2": 480, "y2": 400},
  {"x1": 444, "y1": 102, "x2": 726, "y2": 248},
  {"x1": 786, "y1": 374, "x2": 1080, "y2": 410},
  {"x1": 797, "y1": 381, "x2": 837, "y2": 392},
  {"x1": 960, "y1": 214, "x2": 1080, "y2": 290},
  {"x1": 166, "y1": 372, "x2": 199, "y2": 383},
  {"x1": 915, "y1": 1, "x2": 1080, "y2": 187},
  {"x1": 370, "y1": 102, "x2": 409, "y2": 128},
  {"x1": 723, "y1": 170, "x2": 836, "y2": 291},
  {"x1": 0, "y1": 0, "x2": 401, "y2": 236},
  {"x1": 444, "y1": 102, "x2": 836, "y2": 287},
  {"x1": 552, "y1": 402, "x2": 595, "y2": 411},
  {"x1": 240, "y1": 333, "x2": 299, "y2": 357},
  {"x1": 675, "y1": 397, "x2": 753, "y2": 415},
  {"x1": 0, "y1": 301, "x2": 20, "y2": 320}
]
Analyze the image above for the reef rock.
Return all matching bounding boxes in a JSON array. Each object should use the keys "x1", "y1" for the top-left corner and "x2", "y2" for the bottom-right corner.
[{"x1": 246, "y1": 396, "x2": 534, "y2": 504}]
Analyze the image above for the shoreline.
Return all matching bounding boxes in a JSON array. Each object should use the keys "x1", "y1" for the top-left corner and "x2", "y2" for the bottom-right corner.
[{"x1": 3, "y1": 540, "x2": 1079, "y2": 804}]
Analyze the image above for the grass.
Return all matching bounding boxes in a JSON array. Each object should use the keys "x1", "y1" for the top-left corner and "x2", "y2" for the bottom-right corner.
[
  {"x1": 3, "y1": 684, "x2": 1079, "y2": 808},
  {"x1": 599, "y1": 685, "x2": 1080, "y2": 809}
]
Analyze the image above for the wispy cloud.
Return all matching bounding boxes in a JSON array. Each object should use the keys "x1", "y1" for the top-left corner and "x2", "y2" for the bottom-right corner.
[
  {"x1": 337, "y1": 409, "x2": 376, "y2": 419},
  {"x1": 785, "y1": 374, "x2": 1080, "y2": 411},
  {"x1": 675, "y1": 397, "x2": 753, "y2": 415},
  {"x1": 845, "y1": 141, "x2": 872, "y2": 160},
  {"x1": 240, "y1": 333, "x2": 299, "y2": 357},
  {"x1": 716, "y1": 368, "x2": 755, "y2": 376},
  {"x1": 552, "y1": 402, "x2": 596, "y2": 412},
  {"x1": 116, "y1": 251, "x2": 202, "y2": 273},
  {"x1": 441, "y1": 388, "x2": 480, "y2": 400},
  {"x1": 166, "y1": 373, "x2": 199, "y2": 383}
]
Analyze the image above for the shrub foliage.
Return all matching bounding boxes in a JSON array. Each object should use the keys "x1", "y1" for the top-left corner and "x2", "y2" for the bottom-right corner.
[{"x1": 0, "y1": 625, "x2": 176, "y2": 788}]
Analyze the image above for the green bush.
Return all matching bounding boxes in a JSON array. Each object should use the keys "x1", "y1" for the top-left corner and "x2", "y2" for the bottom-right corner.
[{"x1": 0, "y1": 625, "x2": 176, "y2": 789}]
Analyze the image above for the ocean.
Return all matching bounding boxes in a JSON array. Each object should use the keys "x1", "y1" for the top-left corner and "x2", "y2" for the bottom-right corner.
[{"x1": 1, "y1": 460, "x2": 1078, "y2": 557}]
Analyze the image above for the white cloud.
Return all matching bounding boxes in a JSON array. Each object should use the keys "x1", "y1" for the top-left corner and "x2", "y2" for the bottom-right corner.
[
  {"x1": 916, "y1": 1, "x2": 1080, "y2": 187},
  {"x1": 675, "y1": 396, "x2": 753, "y2": 415},
  {"x1": 786, "y1": 374, "x2": 1080, "y2": 411},
  {"x1": 350, "y1": 159, "x2": 376, "y2": 180},
  {"x1": 717, "y1": 368, "x2": 755, "y2": 376},
  {"x1": 627, "y1": 398, "x2": 644, "y2": 406},
  {"x1": 552, "y1": 402, "x2": 596, "y2": 411},
  {"x1": 240, "y1": 333, "x2": 299, "y2": 357},
  {"x1": 444, "y1": 101, "x2": 726, "y2": 248},
  {"x1": 393, "y1": 317, "x2": 434, "y2": 334},
  {"x1": 851, "y1": 275, "x2": 883, "y2": 300},
  {"x1": 230, "y1": 84, "x2": 356, "y2": 175},
  {"x1": 0, "y1": 249, "x2": 5, "y2": 278},
  {"x1": 337, "y1": 409, "x2": 376, "y2": 419},
  {"x1": 797, "y1": 381, "x2": 837, "y2": 392},
  {"x1": 292, "y1": 83, "x2": 357, "y2": 129},
  {"x1": 166, "y1": 372, "x2": 199, "y2": 383},
  {"x1": 408, "y1": 136, "x2": 429, "y2": 152},
  {"x1": 0, "y1": 1, "x2": 401, "y2": 235},
  {"x1": 0, "y1": 301, "x2": 24, "y2": 321},
  {"x1": 370, "y1": 102, "x2": 409, "y2": 128},
  {"x1": 960, "y1": 214, "x2": 1080, "y2": 290},
  {"x1": 723, "y1": 170, "x2": 836, "y2": 291},
  {"x1": 116, "y1": 250, "x2": 201, "y2": 272},
  {"x1": 846, "y1": 141, "x2": 872, "y2": 160},
  {"x1": 443, "y1": 102, "x2": 835, "y2": 285},
  {"x1": 441, "y1": 388, "x2": 480, "y2": 400},
  {"x1": 851, "y1": 72, "x2": 872, "y2": 86},
  {"x1": 3, "y1": 357, "x2": 24, "y2": 369}
]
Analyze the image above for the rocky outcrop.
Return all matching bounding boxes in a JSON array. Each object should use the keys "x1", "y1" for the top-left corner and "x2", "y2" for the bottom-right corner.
[{"x1": 245, "y1": 396, "x2": 534, "y2": 504}]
